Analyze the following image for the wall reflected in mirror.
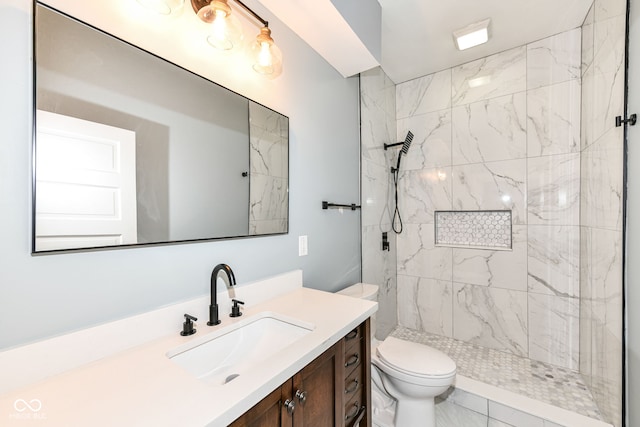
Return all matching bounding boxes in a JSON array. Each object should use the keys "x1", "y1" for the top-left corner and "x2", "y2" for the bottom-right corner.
[{"x1": 33, "y1": 3, "x2": 289, "y2": 253}]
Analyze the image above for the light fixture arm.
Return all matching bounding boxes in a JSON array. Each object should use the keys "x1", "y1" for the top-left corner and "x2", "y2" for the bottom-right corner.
[
  {"x1": 233, "y1": 0, "x2": 268, "y2": 27},
  {"x1": 191, "y1": 0, "x2": 269, "y2": 28}
]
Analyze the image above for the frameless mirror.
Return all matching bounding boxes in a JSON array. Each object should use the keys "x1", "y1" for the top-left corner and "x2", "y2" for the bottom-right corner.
[{"x1": 33, "y1": 4, "x2": 289, "y2": 253}]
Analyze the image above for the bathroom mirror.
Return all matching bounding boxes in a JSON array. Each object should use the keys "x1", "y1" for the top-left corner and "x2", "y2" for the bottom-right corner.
[{"x1": 32, "y1": 4, "x2": 289, "y2": 253}]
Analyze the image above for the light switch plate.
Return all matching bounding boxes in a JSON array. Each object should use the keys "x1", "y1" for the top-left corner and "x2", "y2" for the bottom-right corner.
[{"x1": 298, "y1": 235, "x2": 308, "y2": 256}]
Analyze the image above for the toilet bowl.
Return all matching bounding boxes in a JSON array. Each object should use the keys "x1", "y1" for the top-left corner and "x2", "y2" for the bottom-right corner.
[
  {"x1": 372, "y1": 337, "x2": 456, "y2": 427},
  {"x1": 338, "y1": 283, "x2": 457, "y2": 427}
]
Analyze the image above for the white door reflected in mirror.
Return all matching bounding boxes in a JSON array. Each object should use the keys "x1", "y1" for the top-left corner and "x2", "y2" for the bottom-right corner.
[{"x1": 35, "y1": 110, "x2": 138, "y2": 251}]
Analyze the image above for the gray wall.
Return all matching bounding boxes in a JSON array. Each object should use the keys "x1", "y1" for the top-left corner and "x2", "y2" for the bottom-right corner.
[
  {"x1": 627, "y1": 0, "x2": 639, "y2": 425},
  {"x1": 0, "y1": 1, "x2": 361, "y2": 350}
]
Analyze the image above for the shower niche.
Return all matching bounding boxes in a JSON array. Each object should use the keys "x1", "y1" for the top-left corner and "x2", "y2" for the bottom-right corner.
[{"x1": 434, "y1": 210, "x2": 512, "y2": 250}]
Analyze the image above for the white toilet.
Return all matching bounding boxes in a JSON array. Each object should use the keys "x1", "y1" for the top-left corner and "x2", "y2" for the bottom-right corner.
[{"x1": 338, "y1": 283, "x2": 457, "y2": 427}]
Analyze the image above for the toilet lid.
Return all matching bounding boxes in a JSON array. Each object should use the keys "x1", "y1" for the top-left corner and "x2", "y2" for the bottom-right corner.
[{"x1": 377, "y1": 337, "x2": 456, "y2": 378}]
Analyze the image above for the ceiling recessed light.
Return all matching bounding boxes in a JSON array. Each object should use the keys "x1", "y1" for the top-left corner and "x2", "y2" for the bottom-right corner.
[{"x1": 453, "y1": 18, "x2": 491, "y2": 51}]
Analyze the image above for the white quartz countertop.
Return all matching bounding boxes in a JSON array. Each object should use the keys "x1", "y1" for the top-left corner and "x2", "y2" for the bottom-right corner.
[{"x1": 0, "y1": 288, "x2": 377, "y2": 426}]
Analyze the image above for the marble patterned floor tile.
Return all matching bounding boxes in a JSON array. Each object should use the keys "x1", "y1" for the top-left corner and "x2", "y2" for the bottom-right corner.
[
  {"x1": 527, "y1": 225, "x2": 580, "y2": 298},
  {"x1": 452, "y1": 46, "x2": 526, "y2": 106},
  {"x1": 396, "y1": 69, "x2": 452, "y2": 119},
  {"x1": 452, "y1": 283, "x2": 528, "y2": 357},
  {"x1": 527, "y1": 153, "x2": 580, "y2": 226},
  {"x1": 452, "y1": 92, "x2": 526, "y2": 165},
  {"x1": 390, "y1": 327, "x2": 604, "y2": 421},
  {"x1": 527, "y1": 80, "x2": 581, "y2": 157},
  {"x1": 526, "y1": 28, "x2": 581, "y2": 90},
  {"x1": 452, "y1": 159, "x2": 526, "y2": 225}
]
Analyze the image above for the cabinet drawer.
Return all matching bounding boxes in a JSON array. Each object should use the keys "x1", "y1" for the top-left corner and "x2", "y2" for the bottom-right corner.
[
  {"x1": 344, "y1": 362, "x2": 363, "y2": 400},
  {"x1": 344, "y1": 339, "x2": 362, "y2": 378},
  {"x1": 344, "y1": 325, "x2": 363, "y2": 352},
  {"x1": 344, "y1": 387, "x2": 364, "y2": 427}
]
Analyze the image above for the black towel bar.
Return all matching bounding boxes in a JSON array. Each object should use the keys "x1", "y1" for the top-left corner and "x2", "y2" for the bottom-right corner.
[{"x1": 322, "y1": 201, "x2": 361, "y2": 211}]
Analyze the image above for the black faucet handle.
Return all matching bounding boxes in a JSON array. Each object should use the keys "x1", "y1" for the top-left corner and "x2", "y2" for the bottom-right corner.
[
  {"x1": 230, "y1": 299, "x2": 244, "y2": 318},
  {"x1": 180, "y1": 313, "x2": 197, "y2": 336}
]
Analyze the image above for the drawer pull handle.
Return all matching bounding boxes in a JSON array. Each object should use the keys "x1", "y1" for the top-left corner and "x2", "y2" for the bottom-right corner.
[
  {"x1": 345, "y1": 401, "x2": 359, "y2": 420},
  {"x1": 345, "y1": 353, "x2": 359, "y2": 367},
  {"x1": 346, "y1": 329, "x2": 358, "y2": 340},
  {"x1": 284, "y1": 399, "x2": 296, "y2": 415},
  {"x1": 295, "y1": 389, "x2": 307, "y2": 404},
  {"x1": 345, "y1": 378, "x2": 359, "y2": 394}
]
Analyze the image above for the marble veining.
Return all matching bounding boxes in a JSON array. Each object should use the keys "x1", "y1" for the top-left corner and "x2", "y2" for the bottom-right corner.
[
  {"x1": 528, "y1": 294, "x2": 580, "y2": 369},
  {"x1": 453, "y1": 283, "x2": 528, "y2": 357},
  {"x1": 397, "y1": 109, "x2": 452, "y2": 170},
  {"x1": 527, "y1": 153, "x2": 580, "y2": 226},
  {"x1": 527, "y1": 225, "x2": 580, "y2": 298},
  {"x1": 581, "y1": 131, "x2": 624, "y2": 231},
  {"x1": 396, "y1": 69, "x2": 452, "y2": 119},
  {"x1": 451, "y1": 47, "x2": 526, "y2": 106},
  {"x1": 397, "y1": 275, "x2": 453, "y2": 337},
  {"x1": 452, "y1": 159, "x2": 527, "y2": 225},
  {"x1": 582, "y1": 4, "x2": 595, "y2": 76},
  {"x1": 452, "y1": 225, "x2": 527, "y2": 292},
  {"x1": 526, "y1": 28, "x2": 581, "y2": 90},
  {"x1": 527, "y1": 80, "x2": 581, "y2": 157},
  {"x1": 397, "y1": 223, "x2": 453, "y2": 281},
  {"x1": 399, "y1": 167, "x2": 452, "y2": 225},
  {"x1": 452, "y1": 93, "x2": 527, "y2": 165}
]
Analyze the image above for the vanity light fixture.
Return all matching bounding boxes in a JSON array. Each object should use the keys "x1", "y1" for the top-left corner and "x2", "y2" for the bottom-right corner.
[
  {"x1": 191, "y1": 0, "x2": 283, "y2": 75},
  {"x1": 453, "y1": 18, "x2": 491, "y2": 51}
]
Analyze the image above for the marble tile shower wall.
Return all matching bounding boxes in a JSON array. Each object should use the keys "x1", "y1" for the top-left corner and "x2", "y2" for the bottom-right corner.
[
  {"x1": 395, "y1": 28, "x2": 583, "y2": 370},
  {"x1": 248, "y1": 103, "x2": 289, "y2": 235},
  {"x1": 360, "y1": 67, "x2": 399, "y2": 339},
  {"x1": 579, "y1": 0, "x2": 626, "y2": 425}
]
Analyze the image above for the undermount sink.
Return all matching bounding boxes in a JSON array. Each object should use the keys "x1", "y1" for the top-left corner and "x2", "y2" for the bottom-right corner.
[{"x1": 167, "y1": 312, "x2": 315, "y2": 386}]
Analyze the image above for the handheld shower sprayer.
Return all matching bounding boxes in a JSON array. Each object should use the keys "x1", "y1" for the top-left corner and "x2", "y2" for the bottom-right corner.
[{"x1": 383, "y1": 131, "x2": 414, "y2": 234}]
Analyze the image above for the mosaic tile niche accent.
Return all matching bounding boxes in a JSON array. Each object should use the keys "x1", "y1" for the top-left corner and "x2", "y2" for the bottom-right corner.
[{"x1": 435, "y1": 210, "x2": 512, "y2": 250}]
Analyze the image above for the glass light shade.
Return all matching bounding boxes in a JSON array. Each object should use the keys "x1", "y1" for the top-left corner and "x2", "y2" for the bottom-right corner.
[
  {"x1": 198, "y1": 1, "x2": 243, "y2": 51},
  {"x1": 249, "y1": 27, "x2": 283, "y2": 76},
  {"x1": 136, "y1": 0, "x2": 184, "y2": 15}
]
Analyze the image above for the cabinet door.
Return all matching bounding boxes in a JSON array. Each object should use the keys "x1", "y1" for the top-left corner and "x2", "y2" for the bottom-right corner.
[
  {"x1": 292, "y1": 342, "x2": 342, "y2": 427},
  {"x1": 230, "y1": 381, "x2": 294, "y2": 427}
]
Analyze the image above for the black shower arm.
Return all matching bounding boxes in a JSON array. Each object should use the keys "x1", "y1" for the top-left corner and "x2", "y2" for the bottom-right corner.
[{"x1": 383, "y1": 141, "x2": 406, "y2": 150}]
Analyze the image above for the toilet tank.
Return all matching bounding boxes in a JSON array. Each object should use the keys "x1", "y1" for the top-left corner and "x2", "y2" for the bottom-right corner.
[
  {"x1": 337, "y1": 283, "x2": 379, "y2": 339},
  {"x1": 337, "y1": 282, "x2": 379, "y2": 301}
]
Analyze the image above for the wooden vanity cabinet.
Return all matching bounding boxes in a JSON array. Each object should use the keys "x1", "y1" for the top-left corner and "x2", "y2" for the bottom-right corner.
[{"x1": 230, "y1": 318, "x2": 371, "y2": 427}]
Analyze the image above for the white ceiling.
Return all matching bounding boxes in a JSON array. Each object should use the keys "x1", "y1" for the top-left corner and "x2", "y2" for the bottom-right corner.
[
  {"x1": 259, "y1": 0, "x2": 594, "y2": 84},
  {"x1": 378, "y1": 0, "x2": 594, "y2": 83}
]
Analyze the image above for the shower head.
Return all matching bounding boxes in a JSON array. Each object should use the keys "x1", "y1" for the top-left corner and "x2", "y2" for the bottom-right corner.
[{"x1": 401, "y1": 131, "x2": 414, "y2": 155}]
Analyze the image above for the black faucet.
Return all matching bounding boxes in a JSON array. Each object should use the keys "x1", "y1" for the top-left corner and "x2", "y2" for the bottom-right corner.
[{"x1": 208, "y1": 263, "x2": 236, "y2": 326}]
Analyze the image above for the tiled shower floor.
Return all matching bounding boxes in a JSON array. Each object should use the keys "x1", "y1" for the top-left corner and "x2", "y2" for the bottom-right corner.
[{"x1": 390, "y1": 326, "x2": 604, "y2": 421}]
